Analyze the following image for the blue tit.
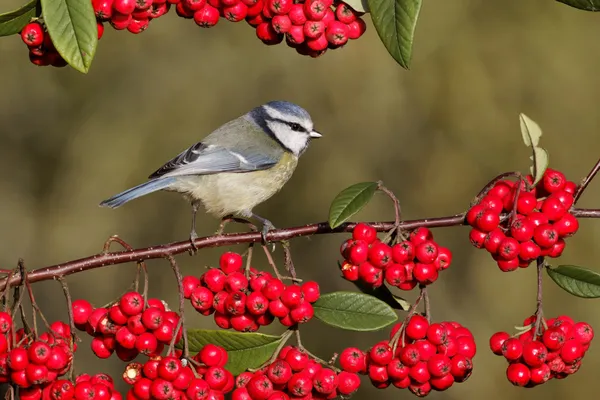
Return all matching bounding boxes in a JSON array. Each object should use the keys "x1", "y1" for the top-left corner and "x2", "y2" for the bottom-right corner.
[{"x1": 99, "y1": 100, "x2": 322, "y2": 243}]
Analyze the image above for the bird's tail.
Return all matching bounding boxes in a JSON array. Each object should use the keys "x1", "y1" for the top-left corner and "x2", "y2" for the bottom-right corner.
[{"x1": 99, "y1": 177, "x2": 177, "y2": 208}]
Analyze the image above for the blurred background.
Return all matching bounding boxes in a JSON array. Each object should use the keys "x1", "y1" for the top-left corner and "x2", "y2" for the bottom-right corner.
[{"x1": 1, "y1": 0, "x2": 600, "y2": 398}]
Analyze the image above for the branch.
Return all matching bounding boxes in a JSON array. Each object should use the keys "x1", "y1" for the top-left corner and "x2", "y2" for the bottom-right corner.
[
  {"x1": 575, "y1": 157, "x2": 600, "y2": 203},
  {"x1": 0, "y1": 207, "x2": 599, "y2": 290}
]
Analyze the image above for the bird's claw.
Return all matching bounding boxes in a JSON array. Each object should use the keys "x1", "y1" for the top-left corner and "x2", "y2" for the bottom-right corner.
[
  {"x1": 261, "y1": 222, "x2": 276, "y2": 252},
  {"x1": 189, "y1": 230, "x2": 199, "y2": 255}
]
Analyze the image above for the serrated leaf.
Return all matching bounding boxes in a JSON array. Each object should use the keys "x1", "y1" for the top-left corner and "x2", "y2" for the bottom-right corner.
[
  {"x1": 183, "y1": 330, "x2": 283, "y2": 375},
  {"x1": 529, "y1": 147, "x2": 549, "y2": 186},
  {"x1": 40, "y1": 0, "x2": 97, "y2": 73},
  {"x1": 344, "y1": 0, "x2": 369, "y2": 13},
  {"x1": 313, "y1": 291, "x2": 398, "y2": 331},
  {"x1": 546, "y1": 265, "x2": 600, "y2": 298},
  {"x1": 367, "y1": 0, "x2": 422, "y2": 69},
  {"x1": 328, "y1": 182, "x2": 378, "y2": 229},
  {"x1": 350, "y1": 278, "x2": 410, "y2": 311},
  {"x1": 556, "y1": 0, "x2": 600, "y2": 11},
  {"x1": 519, "y1": 113, "x2": 542, "y2": 147},
  {"x1": 0, "y1": 0, "x2": 37, "y2": 37}
]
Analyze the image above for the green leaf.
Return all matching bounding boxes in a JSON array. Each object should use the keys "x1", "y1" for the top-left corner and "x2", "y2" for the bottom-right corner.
[
  {"x1": 349, "y1": 276, "x2": 410, "y2": 311},
  {"x1": 529, "y1": 147, "x2": 549, "y2": 186},
  {"x1": 546, "y1": 265, "x2": 600, "y2": 298},
  {"x1": 183, "y1": 329, "x2": 283, "y2": 375},
  {"x1": 0, "y1": 0, "x2": 37, "y2": 37},
  {"x1": 556, "y1": 0, "x2": 600, "y2": 11},
  {"x1": 328, "y1": 182, "x2": 378, "y2": 228},
  {"x1": 519, "y1": 113, "x2": 542, "y2": 147},
  {"x1": 40, "y1": 0, "x2": 97, "y2": 73},
  {"x1": 344, "y1": 0, "x2": 369, "y2": 13},
  {"x1": 313, "y1": 291, "x2": 398, "y2": 331},
  {"x1": 367, "y1": 0, "x2": 422, "y2": 69}
]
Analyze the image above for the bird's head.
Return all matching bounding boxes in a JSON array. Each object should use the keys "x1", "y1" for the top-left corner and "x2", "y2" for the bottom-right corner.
[{"x1": 248, "y1": 100, "x2": 322, "y2": 156}]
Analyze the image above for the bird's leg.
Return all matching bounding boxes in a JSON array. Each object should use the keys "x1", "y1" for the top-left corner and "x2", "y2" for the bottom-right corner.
[
  {"x1": 216, "y1": 214, "x2": 235, "y2": 235},
  {"x1": 189, "y1": 200, "x2": 201, "y2": 254},
  {"x1": 251, "y1": 213, "x2": 276, "y2": 248}
]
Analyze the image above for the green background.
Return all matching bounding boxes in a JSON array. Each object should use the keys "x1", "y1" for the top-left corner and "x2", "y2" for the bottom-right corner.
[{"x1": 1, "y1": 0, "x2": 600, "y2": 398}]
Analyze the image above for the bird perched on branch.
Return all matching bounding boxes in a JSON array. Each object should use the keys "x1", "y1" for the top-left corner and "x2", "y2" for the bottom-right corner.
[{"x1": 99, "y1": 100, "x2": 322, "y2": 245}]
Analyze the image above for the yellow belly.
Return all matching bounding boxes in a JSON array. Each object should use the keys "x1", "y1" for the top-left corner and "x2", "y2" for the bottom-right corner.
[{"x1": 171, "y1": 153, "x2": 298, "y2": 218}]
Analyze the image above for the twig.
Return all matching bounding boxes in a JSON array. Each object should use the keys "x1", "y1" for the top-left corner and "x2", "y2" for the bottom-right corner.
[
  {"x1": 473, "y1": 172, "x2": 521, "y2": 205},
  {"x1": 533, "y1": 257, "x2": 545, "y2": 340},
  {"x1": 281, "y1": 240, "x2": 297, "y2": 280},
  {"x1": 422, "y1": 286, "x2": 431, "y2": 322},
  {"x1": 165, "y1": 255, "x2": 188, "y2": 358},
  {"x1": 58, "y1": 278, "x2": 77, "y2": 381},
  {"x1": 377, "y1": 181, "x2": 403, "y2": 241},
  {"x1": 390, "y1": 289, "x2": 425, "y2": 355},
  {"x1": 574, "y1": 157, "x2": 600, "y2": 203},
  {"x1": 261, "y1": 245, "x2": 282, "y2": 280},
  {"x1": 251, "y1": 329, "x2": 294, "y2": 371}
]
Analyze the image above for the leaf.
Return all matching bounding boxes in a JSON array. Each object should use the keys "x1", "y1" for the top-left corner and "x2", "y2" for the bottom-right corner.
[
  {"x1": 529, "y1": 147, "x2": 549, "y2": 186},
  {"x1": 0, "y1": 0, "x2": 37, "y2": 37},
  {"x1": 350, "y1": 277, "x2": 410, "y2": 311},
  {"x1": 313, "y1": 291, "x2": 398, "y2": 331},
  {"x1": 328, "y1": 182, "x2": 378, "y2": 228},
  {"x1": 367, "y1": 0, "x2": 422, "y2": 69},
  {"x1": 556, "y1": 0, "x2": 600, "y2": 11},
  {"x1": 546, "y1": 265, "x2": 600, "y2": 298},
  {"x1": 344, "y1": 0, "x2": 369, "y2": 13},
  {"x1": 519, "y1": 113, "x2": 542, "y2": 147},
  {"x1": 40, "y1": 0, "x2": 97, "y2": 73},
  {"x1": 183, "y1": 330, "x2": 283, "y2": 375}
]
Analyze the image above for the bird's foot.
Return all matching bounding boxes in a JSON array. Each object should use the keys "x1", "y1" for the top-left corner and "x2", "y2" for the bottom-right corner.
[
  {"x1": 215, "y1": 214, "x2": 234, "y2": 235},
  {"x1": 261, "y1": 220, "x2": 276, "y2": 251},
  {"x1": 188, "y1": 230, "x2": 199, "y2": 256}
]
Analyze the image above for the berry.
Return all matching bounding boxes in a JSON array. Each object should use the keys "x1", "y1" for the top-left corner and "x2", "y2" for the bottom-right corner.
[
  {"x1": 21, "y1": 23, "x2": 44, "y2": 47},
  {"x1": 489, "y1": 332, "x2": 510, "y2": 355},
  {"x1": 219, "y1": 252, "x2": 243, "y2": 274},
  {"x1": 405, "y1": 315, "x2": 429, "y2": 340},
  {"x1": 339, "y1": 348, "x2": 366, "y2": 373},
  {"x1": 506, "y1": 363, "x2": 530, "y2": 387},
  {"x1": 194, "y1": 5, "x2": 220, "y2": 27}
]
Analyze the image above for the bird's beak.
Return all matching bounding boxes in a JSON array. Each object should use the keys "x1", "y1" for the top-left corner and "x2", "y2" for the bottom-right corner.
[{"x1": 309, "y1": 130, "x2": 322, "y2": 138}]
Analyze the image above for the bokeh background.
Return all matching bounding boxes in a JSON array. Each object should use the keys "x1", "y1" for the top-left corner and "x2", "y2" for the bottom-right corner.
[{"x1": 1, "y1": 0, "x2": 600, "y2": 398}]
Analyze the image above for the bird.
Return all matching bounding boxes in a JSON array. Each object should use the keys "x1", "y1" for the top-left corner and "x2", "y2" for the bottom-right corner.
[{"x1": 99, "y1": 100, "x2": 322, "y2": 245}]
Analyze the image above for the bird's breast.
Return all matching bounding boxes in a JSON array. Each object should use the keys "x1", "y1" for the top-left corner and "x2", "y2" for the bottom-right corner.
[{"x1": 176, "y1": 153, "x2": 299, "y2": 218}]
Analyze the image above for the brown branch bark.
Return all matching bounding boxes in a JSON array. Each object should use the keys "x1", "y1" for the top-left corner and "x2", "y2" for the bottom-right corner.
[{"x1": 0, "y1": 208, "x2": 598, "y2": 289}]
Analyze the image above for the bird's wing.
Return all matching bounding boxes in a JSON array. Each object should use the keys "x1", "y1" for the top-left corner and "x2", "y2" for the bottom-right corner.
[{"x1": 148, "y1": 142, "x2": 278, "y2": 179}]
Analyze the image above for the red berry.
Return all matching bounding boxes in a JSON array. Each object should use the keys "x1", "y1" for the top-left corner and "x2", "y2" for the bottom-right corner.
[
  {"x1": 522, "y1": 341, "x2": 548, "y2": 367},
  {"x1": 223, "y1": 3, "x2": 248, "y2": 21},
  {"x1": 413, "y1": 262, "x2": 438, "y2": 285},
  {"x1": 542, "y1": 168, "x2": 567, "y2": 194},
  {"x1": 325, "y1": 21, "x2": 349, "y2": 46},
  {"x1": 339, "y1": 347, "x2": 366, "y2": 373},
  {"x1": 498, "y1": 237, "x2": 520, "y2": 260},
  {"x1": 516, "y1": 192, "x2": 537, "y2": 215},
  {"x1": 21, "y1": 22, "x2": 44, "y2": 47},
  {"x1": 510, "y1": 217, "x2": 535, "y2": 242},
  {"x1": 219, "y1": 252, "x2": 243, "y2": 274},
  {"x1": 573, "y1": 321, "x2": 594, "y2": 345},
  {"x1": 409, "y1": 227, "x2": 433, "y2": 245},
  {"x1": 564, "y1": 181, "x2": 577, "y2": 194},
  {"x1": 28, "y1": 341, "x2": 52, "y2": 365},
  {"x1": 542, "y1": 327, "x2": 566, "y2": 351},
  {"x1": 414, "y1": 241, "x2": 438, "y2": 264},
  {"x1": 256, "y1": 22, "x2": 283, "y2": 44},
  {"x1": 489, "y1": 331, "x2": 510, "y2": 355},
  {"x1": 456, "y1": 336, "x2": 477, "y2": 359},
  {"x1": 529, "y1": 363, "x2": 551, "y2": 385},
  {"x1": 268, "y1": 299, "x2": 289, "y2": 318},
  {"x1": 337, "y1": 371, "x2": 360, "y2": 395},
  {"x1": 303, "y1": 0, "x2": 327, "y2": 20},
  {"x1": 434, "y1": 246, "x2": 452, "y2": 270},
  {"x1": 280, "y1": 285, "x2": 304, "y2": 309},
  {"x1": 399, "y1": 344, "x2": 420, "y2": 366},
  {"x1": 553, "y1": 213, "x2": 579, "y2": 237},
  {"x1": 391, "y1": 241, "x2": 414, "y2": 264},
  {"x1": 506, "y1": 363, "x2": 530, "y2": 387},
  {"x1": 266, "y1": 360, "x2": 292, "y2": 385},
  {"x1": 119, "y1": 292, "x2": 144, "y2": 316},
  {"x1": 72, "y1": 299, "x2": 94, "y2": 326},
  {"x1": 533, "y1": 224, "x2": 559, "y2": 248},
  {"x1": 194, "y1": 5, "x2": 219, "y2": 27},
  {"x1": 369, "y1": 341, "x2": 393, "y2": 366},
  {"x1": 285, "y1": 348, "x2": 309, "y2": 371},
  {"x1": 312, "y1": 368, "x2": 338, "y2": 394},
  {"x1": 387, "y1": 358, "x2": 409, "y2": 380},
  {"x1": 450, "y1": 354, "x2": 472, "y2": 382},
  {"x1": 476, "y1": 210, "x2": 500, "y2": 232},
  {"x1": 290, "y1": 302, "x2": 314, "y2": 324},
  {"x1": 267, "y1": 0, "x2": 292, "y2": 14},
  {"x1": 113, "y1": 0, "x2": 136, "y2": 14},
  {"x1": 560, "y1": 339, "x2": 584, "y2": 364},
  {"x1": 405, "y1": 315, "x2": 429, "y2": 340},
  {"x1": 497, "y1": 258, "x2": 519, "y2": 272},
  {"x1": 346, "y1": 18, "x2": 366, "y2": 39},
  {"x1": 335, "y1": 2, "x2": 357, "y2": 23},
  {"x1": 409, "y1": 361, "x2": 430, "y2": 384},
  {"x1": 541, "y1": 197, "x2": 567, "y2": 221},
  {"x1": 501, "y1": 338, "x2": 523, "y2": 361},
  {"x1": 287, "y1": 372, "x2": 312, "y2": 397},
  {"x1": 93, "y1": 0, "x2": 114, "y2": 18},
  {"x1": 519, "y1": 240, "x2": 541, "y2": 261},
  {"x1": 484, "y1": 229, "x2": 506, "y2": 254},
  {"x1": 426, "y1": 323, "x2": 449, "y2": 346},
  {"x1": 427, "y1": 354, "x2": 451, "y2": 378},
  {"x1": 135, "y1": 332, "x2": 158, "y2": 355},
  {"x1": 205, "y1": 366, "x2": 228, "y2": 391},
  {"x1": 469, "y1": 228, "x2": 487, "y2": 249},
  {"x1": 301, "y1": 281, "x2": 320, "y2": 303},
  {"x1": 262, "y1": 278, "x2": 285, "y2": 300},
  {"x1": 288, "y1": 4, "x2": 307, "y2": 25},
  {"x1": 9, "y1": 347, "x2": 29, "y2": 370},
  {"x1": 184, "y1": 0, "x2": 207, "y2": 10},
  {"x1": 367, "y1": 242, "x2": 392, "y2": 269},
  {"x1": 353, "y1": 223, "x2": 377, "y2": 243},
  {"x1": 367, "y1": 364, "x2": 388, "y2": 383},
  {"x1": 141, "y1": 307, "x2": 164, "y2": 330},
  {"x1": 182, "y1": 276, "x2": 201, "y2": 299}
]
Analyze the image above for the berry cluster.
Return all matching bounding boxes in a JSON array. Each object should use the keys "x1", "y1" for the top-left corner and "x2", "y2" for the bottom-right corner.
[
  {"x1": 34, "y1": 373, "x2": 122, "y2": 400},
  {"x1": 339, "y1": 224, "x2": 452, "y2": 291},
  {"x1": 467, "y1": 169, "x2": 579, "y2": 272},
  {"x1": 490, "y1": 315, "x2": 593, "y2": 387},
  {"x1": 0, "y1": 313, "x2": 76, "y2": 395},
  {"x1": 72, "y1": 293, "x2": 182, "y2": 361},
  {"x1": 123, "y1": 346, "x2": 234, "y2": 400},
  {"x1": 232, "y1": 346, "x2": 360, "y2": 400},
  {"x1": 340, "y1": 315, "x2": 475, "y2": 397},
  {"x1": 183, "y1": 252, "x2": 320, "y2": 332},
  {"x1": 20, "y1": 20, "x2": 104, "y2": 67},
  {"x1": 93, "y1": 0, "x2": 169, "y2": 33}
]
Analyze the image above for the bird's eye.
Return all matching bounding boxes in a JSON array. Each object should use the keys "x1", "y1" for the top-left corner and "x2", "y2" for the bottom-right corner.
[{"x1": 289, "y1": 123, "x2": 304, "y2": 132}]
